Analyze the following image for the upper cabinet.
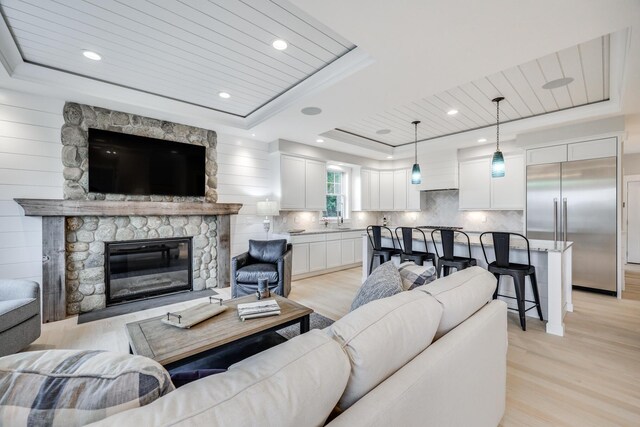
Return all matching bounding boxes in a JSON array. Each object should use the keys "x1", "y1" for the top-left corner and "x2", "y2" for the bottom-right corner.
[
  {"x1": 359, "y1": 168, "x2": 420, "y2": 211},
  {"x1": 379, "y1": 171, "x2": 394, "y2": 210},
  {"x1": 526, "y1": 138, "x2": 617, "y2": 165},
  {"x1": 280, "y1": 155, "x2": 326, "y2": 210},
  {"x1": 459, "y1": 154, "x2": 525, "y2": 210},
  {"x1": 305, "y1": 159, "x2": 327, "y2": 210}
]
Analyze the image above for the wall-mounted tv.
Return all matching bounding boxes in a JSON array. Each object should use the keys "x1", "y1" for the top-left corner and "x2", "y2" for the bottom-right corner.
[{"x1": 88, "y1": 128, "x2": 206, "y2": 197}]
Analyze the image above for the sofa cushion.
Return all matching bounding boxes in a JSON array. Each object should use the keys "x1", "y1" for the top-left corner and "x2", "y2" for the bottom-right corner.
[
  {"x1": 89, "y1": 329, "x2": 351, "y2": 427},
  {"x1": 413, "y1": 266, "x2": 497, "y2": 338},
  {"x1": 248, "y1": 239, "x2": 287, "y2": 263},
  {"x1": 235, "y1": 263, "x2": 279, "y2": 283},
  {"x1": 350, "y1": 261, "x2": 403, "y2": 311},
  {"x1": 329, "y1": 291, "x2": 443, "y2": 410},
  {"x1": 397, "y1": 262, "x2": 437, "y2": 290},
  {"x1": 0, "y1": 298, "x2": 38, "y2": 334},
  {"x1": 0, "y1": 350, "x2": 174, "y2": 427}
]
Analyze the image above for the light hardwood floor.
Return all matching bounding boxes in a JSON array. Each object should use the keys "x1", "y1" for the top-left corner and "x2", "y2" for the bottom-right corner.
[
  {"x1": 28, "y1": 268, "x2": 640, "y2": 426},
  {"x1": 623, "y1": 269, "x2": 640, "y2": 301}
]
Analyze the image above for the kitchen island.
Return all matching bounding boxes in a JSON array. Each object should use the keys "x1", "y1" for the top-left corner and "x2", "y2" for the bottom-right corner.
[{"x1": 362, "y1": 233, "x2": 573, "y2": 337}]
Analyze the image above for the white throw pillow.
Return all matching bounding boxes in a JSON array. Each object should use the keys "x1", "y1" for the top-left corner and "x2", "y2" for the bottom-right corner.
[{"x1": 328, "y1": 291, "x2": 443, "y2": 411}]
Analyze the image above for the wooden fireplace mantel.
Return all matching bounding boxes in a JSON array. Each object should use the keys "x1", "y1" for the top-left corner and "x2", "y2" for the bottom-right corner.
[
  {"x1": 14, "y1": 199, "x2": 242, "y2": 217},
  {"x1": 15, "y1": 198, "x2": 242, "y2": 323}
]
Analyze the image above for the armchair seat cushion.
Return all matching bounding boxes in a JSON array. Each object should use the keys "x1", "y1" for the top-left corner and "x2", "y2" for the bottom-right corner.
[
  {"x1": 0, "y1": 298, "x2": 38, "y2": 334},
  {"x1": 235, "y1": 263, "x2": 279, "y2": 283}
]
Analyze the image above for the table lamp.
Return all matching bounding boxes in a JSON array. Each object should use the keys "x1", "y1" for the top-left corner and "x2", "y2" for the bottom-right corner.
[{"x1": 256, "y1": 199, "x2": 279, "y2": 239}]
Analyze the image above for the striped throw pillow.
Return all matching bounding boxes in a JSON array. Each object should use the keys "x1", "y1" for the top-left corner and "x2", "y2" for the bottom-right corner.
[{"x1": 398, "y1": 262, "x2": 437, "y2": 290}]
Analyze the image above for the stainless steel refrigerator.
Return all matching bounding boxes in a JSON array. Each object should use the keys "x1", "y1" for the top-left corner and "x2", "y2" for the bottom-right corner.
[{"x1": 526, "y1": 157, "x2": 617, "y2": 294}]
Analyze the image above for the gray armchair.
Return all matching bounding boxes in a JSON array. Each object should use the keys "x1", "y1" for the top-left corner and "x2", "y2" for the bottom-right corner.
[
  {"x1": 231, "y1": 240, "x2": 292, "y2": 298},
  {"x1": 0, "y1": 280, "x2": 41, "y2": 357}
]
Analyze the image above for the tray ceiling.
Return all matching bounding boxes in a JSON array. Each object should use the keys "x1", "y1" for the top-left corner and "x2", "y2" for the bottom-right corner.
[
  {"x1": 336, "y1": 34, "x2": 611, "y2": 147},
  {"x1": 0, "y1": 0, "x2": 355, "y2": 117}
]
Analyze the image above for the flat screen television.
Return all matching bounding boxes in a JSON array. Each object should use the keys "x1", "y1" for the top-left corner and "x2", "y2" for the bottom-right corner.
[{"x1": 88, "y1": 128, "x2": 206, "y2": 197}]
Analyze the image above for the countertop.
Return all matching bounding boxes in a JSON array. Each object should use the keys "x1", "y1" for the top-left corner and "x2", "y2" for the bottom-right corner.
[
  {"x1": 380, "y1": 234, "x2": 573, "y2": 253},
  {"x1": 275, "y1": 227, "x2": 366, "y2": 236}
]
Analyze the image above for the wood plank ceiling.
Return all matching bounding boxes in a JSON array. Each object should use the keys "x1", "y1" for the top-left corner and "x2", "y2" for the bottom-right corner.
[
  {"x1": 0, "y1": 0, "x2": 355, "y2": 117},
  {"x1": 337, "y1": 34, "x2": 611, "y2": 147}
]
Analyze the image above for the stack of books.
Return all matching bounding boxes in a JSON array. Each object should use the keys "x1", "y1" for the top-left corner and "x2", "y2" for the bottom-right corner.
[{"x1": 237, "y1": 299, "x2": 281, "y2": 321}]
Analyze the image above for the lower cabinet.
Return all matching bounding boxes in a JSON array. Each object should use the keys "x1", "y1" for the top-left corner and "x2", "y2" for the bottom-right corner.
[
  {"x1": 326, "y1": 239, "x2": 342, "y2": 268},
  {"x1": 291, "y1": 231, "x2": 363, "y2": 277},
  {"x1": 308, "y1": 241, "x2": 327, "y2": 272},
  {"x1": 292, "y1": 243, "x2": 309, "y2": 276}
]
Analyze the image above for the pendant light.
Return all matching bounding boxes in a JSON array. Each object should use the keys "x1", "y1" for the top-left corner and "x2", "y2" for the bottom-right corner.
[
  {"x1": 491, "y1": 96, "x2": 505, "y2": 178},
  {"x1": 411, "y1": 120, "x2": 422, "y2": 184}
]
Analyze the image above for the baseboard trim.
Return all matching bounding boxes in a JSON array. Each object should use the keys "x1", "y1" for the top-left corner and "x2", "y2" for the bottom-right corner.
[{"x1": 293, "y1": 263, "x2": 361, "y2": 281}]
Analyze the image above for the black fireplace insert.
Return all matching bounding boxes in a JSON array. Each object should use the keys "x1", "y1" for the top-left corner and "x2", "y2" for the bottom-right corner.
[{"x1": 105, "y1": 237, "x2": 192, "y2": 305}]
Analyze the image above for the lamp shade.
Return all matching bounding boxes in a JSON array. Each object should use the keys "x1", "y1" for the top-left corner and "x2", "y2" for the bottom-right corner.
[
  {"x1": 491, "y1": 151, "x2": 505, "y2": 178},
  {"x1": 411, "y1": 163, "x2": 422, "y2": 184},
  {"x1": 256, "y1": 200, "x2": 279, "y2": 216}
]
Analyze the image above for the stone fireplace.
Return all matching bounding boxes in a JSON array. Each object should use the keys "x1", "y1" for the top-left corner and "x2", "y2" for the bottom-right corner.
[{"x1": 14, "y1": 103, "x2": 242, "y2": 322}]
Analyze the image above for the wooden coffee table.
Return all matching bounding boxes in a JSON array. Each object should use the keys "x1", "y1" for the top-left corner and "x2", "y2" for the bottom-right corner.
[{"x1": 126, "y1": 294, "x2": 313, "y2": 369}]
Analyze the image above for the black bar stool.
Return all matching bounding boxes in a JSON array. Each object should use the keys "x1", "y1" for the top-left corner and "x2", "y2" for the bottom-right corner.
[
  {"x1": 431, "y1": 229, "x2": 477, "y2": 278},
  {"x1": 366, "y1": 225, "x2": 402, "y2": 275},
  {"x1": 395, "y1": 227, "x2": 436, "y2": 267},
  {"x1": 479, "y1": 232, "x2": 543, "y2": 331}
]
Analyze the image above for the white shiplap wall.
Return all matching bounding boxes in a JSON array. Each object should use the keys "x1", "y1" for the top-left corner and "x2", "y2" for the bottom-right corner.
[
  {"x1": 0, "y1": 89, "x2": 64, "y2": 284},
  {"x1": 215, "y1": 133, "x2": 274, "y2": 256},
  {"x1": 0, "y1": 89, "x2": 271, "y2": 285}
]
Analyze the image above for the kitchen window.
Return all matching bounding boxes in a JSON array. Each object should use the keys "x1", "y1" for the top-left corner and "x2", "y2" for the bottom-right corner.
[{"x1": 325, "y1": 170, "x2": 347, "y2": 219}]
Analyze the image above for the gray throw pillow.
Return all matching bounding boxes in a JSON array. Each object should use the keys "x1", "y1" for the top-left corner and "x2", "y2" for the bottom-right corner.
[
  {"x1": 350, "y1": 261, "x2": 403, "y2": 312},
  {"x1": 397, "y1": 261, "x2": 437, "y2": 290}
]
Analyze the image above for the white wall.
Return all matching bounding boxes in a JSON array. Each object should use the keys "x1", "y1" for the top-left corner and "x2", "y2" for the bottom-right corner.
[
  {"x1": 215, "y1": 133, "x2": 274, "y2": 256},
  {"x1": 0, "y1": 89, "x2": 64, "y2": 284}
]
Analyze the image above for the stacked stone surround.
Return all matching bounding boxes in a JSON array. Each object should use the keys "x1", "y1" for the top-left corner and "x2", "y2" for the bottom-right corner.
[{"x1": 61, "y1": 103, "x2": 220, "y2": 314}]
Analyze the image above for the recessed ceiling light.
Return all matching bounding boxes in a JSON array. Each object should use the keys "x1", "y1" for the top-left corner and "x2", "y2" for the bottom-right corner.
[
  {"x1": 376, "y1": 129, "x2": 391, "y2": 135},
  {"x1": 542, "y1": 77, "x2": 574, "y2": 90},
  {"x1": 82, "y1": 50, "x2": 101, "y2": 61},
  {"x1": 301, "y1": 107, "x2": 322, "y2": 115},
  {"x1": 477, "y1": 138, "x2": 487, "y2": 143},
  {"x1": 386, "y1": 155, "x2": 393, "y2": 159},
  {"x1": 251, "y1": 133, "x2": 256, "y2": 137},
  {"x1": 316, "y1": 138, "x2": 324, "y2": 143},
  {"x1": 218, "y1": 91, "x2": 231, "y2": 99},
  {"x1": 272, "y1": 39, "x2": 288, "y2": 50},
  {"x1": 447, "y1": 109, "x2": 458, "y2": 116}
]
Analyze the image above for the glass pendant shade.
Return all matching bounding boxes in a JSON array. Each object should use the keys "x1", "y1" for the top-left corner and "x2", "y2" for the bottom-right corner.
[
  {"x1": 411, "y1": 163, "x2": 422, "y2": 184},
  {"x1": 491, "y1": 150, "x2": 505, "y2": 178}
]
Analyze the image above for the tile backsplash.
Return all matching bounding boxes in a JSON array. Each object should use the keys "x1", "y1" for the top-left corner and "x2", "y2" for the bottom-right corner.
[{"x1": 272, "y1": 190, "x2": 523, "y2": 233}]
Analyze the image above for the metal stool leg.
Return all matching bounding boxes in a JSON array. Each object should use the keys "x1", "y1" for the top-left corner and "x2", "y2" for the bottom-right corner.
[
  {"x1": 529, "y1": 271, "x2": 544, "y2": 321},
  {"x1": 513, "y1": 273, "x2": 527, "y2": 331},
  {"x1": 492, "y1": 273, "x2": 501, "y2": 300}
]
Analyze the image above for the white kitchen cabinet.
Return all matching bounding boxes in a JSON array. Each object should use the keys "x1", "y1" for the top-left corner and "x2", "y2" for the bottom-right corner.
[
  {"x1": 379, "y1": 171, "x2": 394, "y2": 210},
  {"x1": 326, "y1": 239, "x2": 342, "y2": 268},
  {"x1": 280, "y1": 155, "x2": 326, "y2": 210},
  {"x1": 341, "y1": 239, "x2": 355, "y2": 265},
  {"x1": 407, "y1": 171, "x2": 421, "y2": 211},
  {"x1": 491, "y1": 154, "x2": 525, "y2": 209},
  {"x1": 370, "y1": 171, "x2": 380, "y2": 210},
  {"x1": 280, "y1": 155, "x2": 306, "y2": 209},
  {"x1": 361, "y1": 169, "x2": 371, "y2": 210},
  {"x1": 459, "y1": 158, "x2": 491, "y2": 210},
  {"x1": 526, "y1": 145, "x2": 567, "y2": 165},
  {"x1": 459, "y1": 154, "x2": 525, "y2": 210},
  {"x1": 393, "y1": 169, "x2": 407, "y2": 210},
  {"x1": 292, "y1": 243, "x2": 309, "y2": 275},
  {"x1": 567, "y1": 138, "x2": 617, "y2": 161},
  {"x1": 354, "y1": 237, "x2": 363, "y2": 263},
  {"x1": 308, "y1": 241, "x2": 327, "y2": 272},
  {"x1": 305, "y1": 159, "x2": 326, "y2": 210}
]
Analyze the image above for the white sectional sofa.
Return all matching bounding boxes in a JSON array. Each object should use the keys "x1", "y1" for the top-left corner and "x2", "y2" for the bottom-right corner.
[{"x1": 90, "y1": 266, "x2": 507, "y2": 427}]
